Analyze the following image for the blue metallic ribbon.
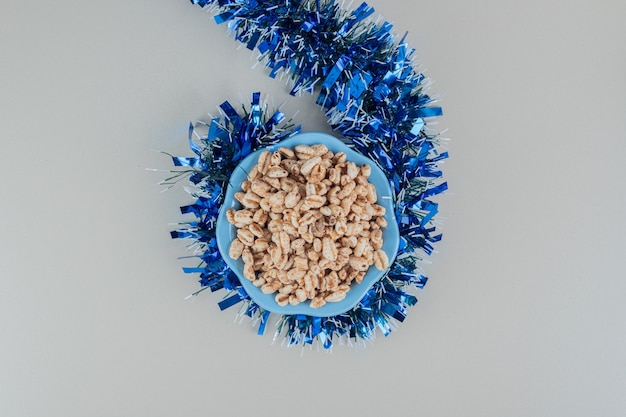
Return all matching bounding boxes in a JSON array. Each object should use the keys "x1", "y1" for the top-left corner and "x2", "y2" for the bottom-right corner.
[{"x1": 174, "y1": 0, "x2": 448, "y2": 349}]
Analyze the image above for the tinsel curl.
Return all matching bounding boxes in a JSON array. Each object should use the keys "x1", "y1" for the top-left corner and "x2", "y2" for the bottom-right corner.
[{"x1": 167, "y1": 0, "x2": 447, "y2": 349}]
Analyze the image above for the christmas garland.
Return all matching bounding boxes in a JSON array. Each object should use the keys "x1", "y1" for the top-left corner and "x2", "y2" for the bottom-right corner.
[{"x1": 165, "y1": 0, "x2": 447, "y2": 349}]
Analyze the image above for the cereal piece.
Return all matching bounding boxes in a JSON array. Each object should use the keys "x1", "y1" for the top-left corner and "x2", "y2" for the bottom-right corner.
[
  {"x1": 251, "y1": 237, "x2": 269, "y2": 252},
  {"x1": 270, "y1": 280, "x2": 283, "y2": 291},
  {"x1": 376, "y1": 216, "x2": 388, "y2": 228},
  {"x1": 241, "y1": 247, "x2": 254, "y2": 265},
  {"x1": 332, "y1": 152, "x2": 347, "y2": 164},
  {"x1": 327, "y1": 271, "x2": 339, "y2": 291},
  {"x1": 280, "y1": 177, "x2": 297, "y2": 192},
  {"x1": 305, "y1": 183, "x2": 317, "y2": 196},
  {"x1": 300, "y1": 156, "x2": 322, "y2": 176},
  {"x1": 329, "y1": 205, "x2": 344, "y2": 218},
  {"x1": 334, "y1": 218, "x2": 347, "y2": 236},
  {"x1": 234, "y1": 191, "x2": 245, "y2": 203},
  {"x1": 309, "y1": 164, "x2": 326, "y2": 183},
  {"x1": 278, "y1": 231, "x2": 291, "y2": 254},
  {"x1": 237, "y1": 229, "x2": 255, "y2": 246},
  {"x1": 304, "y1": 195, "x2": 326, "y2": 209},
  {"x1": 228, "y1": 238, "x2": 244, "y2": 259},
  {"x1": 252, "y1": 209, "x2": 268, "y2": 225},
  {"x1": 234, "y1": 209, "x2": 254, "y2": 225},
  {"x1": 293, "y1": 254, "x2": 309, "y2": 271},
  {"x1": 267, "y1": 219, "x2": 283, "y2": 234},
  {"x1": 274, "y1": 254, "x2": 289, "y2": 270},
  {"x1": 240, "y1": 192, "x2": 261, "y2": 209},
  {"x1": 373, "y1": 249, "x2": 389, "y2": 271},
  {"x1": 299, "y1": 211, "x2": 317, "y2": 226},
  {"x1": 279, "y1": 283, "x2": 297, "y2": 294},
  {"x1": 321, "y1": 151, "x2": 334, "y2": 161},
  {"x1": 366, "y1": 183, "x2": 377, "y2": 204},
  {"x1": 275, "y1": 293, "x2": 289, "y2": 306},
  {"x1": 328, "y1": 167, "x2": 341, "y2": 185},
  {"x1": 264, "y1": 177, "x2": 281, "y2": 190},
  {"x1": 350, "y1": 204, "x2": 365, "y2": 219},
  {"x1": 372, "y1": 204, "x2": 386, "y2": 216},
  {"x1": 310, "y1": 296, "x2": 326, "y2": 309},
  {"x1": 348, "y1": 255, "x2": 370, "y2": 271},
  {"x1": 295, "y1": 288, "x2": 308, "y2": 303},
  {"x1": 269, "y1": 151, "x2": 282, "y2": 166},
  {"x1": 370, "y1": 229, "x2": 383, "y2": 250},
  {"x1": 250, "y1": 180, "x2": 273, "y2": 197},
  {"x1": 339, "y1": 246, "x2": 353, "y2": 257},
  {"x1": 283, "y1": 159, "x2": 300, "y2": 176},
  {"x1": 325, "y1": 290, "x2": 347, "y2": 303},
  {"x1": 309, "y1": 260, "x2": 322, "y2": 277},
  {"x1": 282, "y1": 223, "x2": 298, "y2": 237},
  {"x1": 287, "y1": 268, "x2": 306, "y2": 282},
  {"x1": 346, "y1": 268, "x2": 360, "y2": 284},
  {"x1": 312, "y1": 238, "x2": 322, "y2": 253},
  {"x1": 304, "y1": 272, "x2": 315, "y2": 291},
  {"x1": 262, "y1": 281, "x2": 278, "y2": 293},
  {"x1": 337, "y1": 181, "x2": 356, "y2": 200},
  {"x1": 257, "y1": 151, "x2": 271, "y2": 175},
  {"x1": 288, "y1": 294, "x2": 301, "y2": 306},
  {"x1": 266, "y1": 166, "x2": 289, "y2": 178},
  {"x1": 345, "y1": 221, "x2": 362, "y2": 237},
  {"x1": 319, "y1": 206, "x2": 333, "y2": 217},
  {"x1": 268, "y1": 190, "x2": 286, "y2": 209},
  {"x1": 315, "y1": 182, "x2": 328, "y2": 196},
  {"x1": 247, "y1": 165, "x2": 259, "y2": 181},
  {"x1": 243, "y1": 263, "x2": 256, "y2": 281},
  {"x1": 294, "y1": 144, "x2": 315, "y2": 159},
  {"x1": 322, "y1": 237, "x2": 338, "y2": 261},
  {"x1": 310, "y1": 143, "x2": 328, "y2": 156},
  {"x1": 225, "y1": 208, "x2": 236, "y2": 225},
  {"x1": 283, "y1": 188, "x2": 301, "y2": 209},
  {"x1": 291, "y1": 238, "x2": 306, "y2": 253},
  {"x1": 354, "y1": 184, "x2": 367, "y2": 198},
  {"x1": 328, "y1": 186, "x2": 341, "y2": 205},
  {"x1": 346, "y1": 162, "x2": 359, "y2": 179},
  {"x1": 342, "y1": 236, "x2": 358, "y2": 248},
  {"x1": 312, "y1": 220, "x2": 325, "y2": 239},
  {"x1": 259, "y1": 198, "x2": 271, "y2": 212},
  {"x1": 278, "y1": 147, "x2": 295, "y2": 159},
  {"x1": 306, "y1": 248, "x2": 319, "y2": 261}
]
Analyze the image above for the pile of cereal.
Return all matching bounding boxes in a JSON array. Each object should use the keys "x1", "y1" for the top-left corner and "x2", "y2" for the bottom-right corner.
[{"x1": 227, "y1": 143, "x2": 389, "y2": 308}]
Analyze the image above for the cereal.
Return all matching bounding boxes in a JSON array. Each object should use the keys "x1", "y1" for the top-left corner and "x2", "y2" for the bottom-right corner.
[
  {"x1": 226, "y1": 144, "x2": 388, "y2": 307},
  {"x1": 228, "y1": 238, "x2": 244, "y2": 259},
  {"x1": 373, "y1": 249, "x2": 390, "y2": 271}
]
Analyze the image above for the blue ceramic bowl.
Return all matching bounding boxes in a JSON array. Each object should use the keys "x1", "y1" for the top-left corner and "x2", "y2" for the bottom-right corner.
[{"x1": 216, "y1": 132, "x2": 400, "y2": 317}]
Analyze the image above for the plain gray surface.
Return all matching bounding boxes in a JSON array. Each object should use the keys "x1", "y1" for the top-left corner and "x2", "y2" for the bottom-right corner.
[{"x1": 1, "y1": 1, "x2": 625, "y2": 416}]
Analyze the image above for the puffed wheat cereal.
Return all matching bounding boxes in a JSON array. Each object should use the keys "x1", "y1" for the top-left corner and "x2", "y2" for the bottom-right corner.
[{"x1": 226, "y1": 143, "x2": 388, "y2": 307}]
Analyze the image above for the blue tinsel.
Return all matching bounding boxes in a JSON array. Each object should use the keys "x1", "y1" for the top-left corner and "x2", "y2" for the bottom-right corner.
[{"x1": 168, "y1": 0, "x2": 447, "y2": 349}]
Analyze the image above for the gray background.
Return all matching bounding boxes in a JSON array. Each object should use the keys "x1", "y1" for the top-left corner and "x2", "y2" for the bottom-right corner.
[{"x1": 2, "y1": 1, "x2": 625, "y2": 416}]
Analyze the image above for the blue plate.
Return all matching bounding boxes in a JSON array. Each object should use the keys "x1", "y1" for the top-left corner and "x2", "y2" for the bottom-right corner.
[{"x1": 216, "y1": 132, "x2": 400, "y2": 317}]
